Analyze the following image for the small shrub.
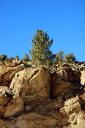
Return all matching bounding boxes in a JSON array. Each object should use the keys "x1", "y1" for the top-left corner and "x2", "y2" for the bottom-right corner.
[
  {"x1": 0, "y1": 54, "x2": 7, "y2": 61},
  {"x1": 22, "y1": 54, "x2": 29, "y2": 61},
  {"x1": 64, "y1": 53, "x2": 76, "y2": 63}
]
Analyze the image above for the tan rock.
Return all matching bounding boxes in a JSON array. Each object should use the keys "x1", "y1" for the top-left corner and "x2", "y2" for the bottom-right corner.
[
  {"x1": 0, "y1": 86, "x2": 10, "y2": 105},
  {"x1": 10, "y1": 67, "x2": 51, "y2": 101},
  {"x1": 0, "y1": 64, "x2": 25, "y2": 86},
  {"x1": 0, "y1": 95, "x2": 9, "y2": 106},
  {"x1": 61, "y1": 96, "x2": 85, "y2": 128},
  {"x1": 0, "y1": 106, "x2": 5, "y2": 117},
  {"x1": 61, "y1": 96, "x2": 81, "y2": 114},
  {"x1": 81, "y1": 71, "x2": 85, "y2": 85},
  {"x1": 4, "y1": 113, "x2": 57, "y2": 128},
  {"x1": 4, "y1": 97, "x2": 24, "y2": 118},
  {"x1": 0, "y1": 119, "x2": 5, "y2": 127},
  {"x1": 57, "y1": 66, "x2": 80, "y2": 82},
  {"x1": 51, "y1": 80, "x2": 71, "y2": 98}
]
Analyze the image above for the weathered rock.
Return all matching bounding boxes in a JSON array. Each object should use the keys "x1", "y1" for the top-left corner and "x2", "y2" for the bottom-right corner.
[
  {"x1": 0, "y1": 106, "x2": 5, "y2": 117},
  {"x1": 60, "y1": 96, "x2": 81, "y2": 114},
  {"x1": 81, "y1": 70, "x2": 85, "y2": 85},
  {"x1": 0, "y1": 95, "x2": 9, "y2": 106},
  {"x1": 0, "y1": 62, "x2": 85, "y2": 127},
  {"x1": 10, "y1": 67, "x2": 51, "y2": 101},
  {"x1": 0, "y1": 119, "x2": 5, "y2": 128},
  {"x1": 50, "y1": 80, "x2": 71, "y2": 98},
  {"x1": 57, "y1": 66, "x2": 80, "y2": 82},
  {"x1": 0, "y1": 64, "x2": 25, "y2": 87},
  {"x1": 0, "y1": 86, "x2": 10, "y2": 105},
  {"x1": 3, "y1": 113, "x2": 58, "y2": 128},
  {"x1": 4, "y1": 97, "x2": 24, "y2": 118},
  {"x1": 61, "y1": 96, "x2": 85, "y2": 128}
]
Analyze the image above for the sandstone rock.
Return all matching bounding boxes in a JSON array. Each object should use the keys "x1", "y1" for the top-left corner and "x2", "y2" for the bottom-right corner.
[
  {"x1": 77, "y1": 112, "x2": 85, "y2": 127},
  {"x1": 81, "y1": 70, "x2": 85, "y2": 85},
  {"x1": 68, "y1": 112, "x2": 78, "y2": 124},
  {"x1": 0, "y1": 95, "x2": 9, "y2": 106},
  {"x1": 0, "y1": 86, "x2": 10, "y2": 105},
  {"x1": 80, "y1": 93, "x2": 85, "y2": 100},
  {"x1": 50, "y1": 69, "x2": 80, "y2": 99},
  {"x1": 0, "y1": 64, "x2": 25, "y2": 87},
  {"x1": 10, "y1": 67, "x2": 51, "y2": 101},
  {"x1": 0, "y1": 106, "x2": 5, "y2": 117},
  {"x1": 4, "y1": 97, "x2": 24, "y2": 118},
  {"x1": 61, "y1": 96, "x2": 85, "y2": 128},
  {"x1": 57, "y1": 66, "x2": 80, "y2": 82},
  {"x1": 50, "y1": 80, "x2": 71, "y2": 98},
  {"x1": 4, "y1": 113, "x2": 58, "y2": 128},
  {"x1": 0, "y1": 119, "x2": 5, "y2": 127},
  {"x1": 0, "y1": 86, "x2": 9, "y2": 96},
  {"x1": 60, "y1": 96, "x2": 81, "y2": 114}
]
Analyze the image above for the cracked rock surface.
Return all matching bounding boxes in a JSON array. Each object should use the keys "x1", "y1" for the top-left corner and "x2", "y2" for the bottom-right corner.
[{"x1": 0, "y1": 63, "x2": 85, "y2": 128}]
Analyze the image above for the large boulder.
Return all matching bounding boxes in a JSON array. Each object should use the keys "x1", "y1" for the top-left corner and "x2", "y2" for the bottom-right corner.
[
  {"x1": 0, "y1": 64, "x2": 25, "y2": 87},
  {"x1": 10, "y1": 67, "x2": 51, "y2": 102}
]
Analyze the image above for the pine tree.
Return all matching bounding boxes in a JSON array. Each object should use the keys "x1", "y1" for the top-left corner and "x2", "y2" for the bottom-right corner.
[{"x1": 31, "y1": 30, "x2": 53, "y2": 66}]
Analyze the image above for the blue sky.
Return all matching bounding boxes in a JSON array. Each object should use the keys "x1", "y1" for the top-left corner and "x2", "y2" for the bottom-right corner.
[{"x1": 0, "y1": 0, "x2": 85, "y2": 61}]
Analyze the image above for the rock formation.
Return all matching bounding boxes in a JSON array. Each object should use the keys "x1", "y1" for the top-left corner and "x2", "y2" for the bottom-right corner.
[{"x1": 0, "y1": 62, "x2": 85, "y2": 128}]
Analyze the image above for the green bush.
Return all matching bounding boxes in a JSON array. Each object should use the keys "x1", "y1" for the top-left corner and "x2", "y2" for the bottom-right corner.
[
  {"x1": 0, "y1": 54, "x2": 7, "y2": 61},
  {"x1": 22, "y1": 54, "x2": 29, "y2": 61},
  {"x1": 64, "y1": 53, "x2": 76, "y2": 63}
]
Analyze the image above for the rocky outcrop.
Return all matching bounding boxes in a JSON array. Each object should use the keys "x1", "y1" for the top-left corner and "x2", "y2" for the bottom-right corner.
[
  {"x1": 57, "y1": 66, "x2": 80, "y2": 82},
  {"x1": 0, "y1": 62, "x2": 85, "y2": 128},
  {"x1": 0, "y1": 66, "x2": 51, "y2": 119},
  {"x1": 3, "y1": 113, "x2": 59, "y2": 128},
  {"x1": 60, "y1": 96, "x2": 85, "y2": 128},
  {"x1": 0, "y1": 64, "x2": 25, "y2": 87},
  {"x1": 10, "y1": 67, "x2": 51, "y2": 101},
  {"x1": 50, "y1": 67, "x2": 81, "y2": 99},
  {"x1": 50, "y1": 80, "x2": 71, "y2": 98}
]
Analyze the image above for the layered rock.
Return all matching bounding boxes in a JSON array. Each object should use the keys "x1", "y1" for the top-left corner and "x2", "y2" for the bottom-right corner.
[
  {"x1": 50, "y1": 65, "x2": 81, "y2": 99},
  {"x1": 10, "y1": 67, "x2": 51, "y2": 102},
  {"x1": 0, "y1": 62, "x2": 85, "y2": 128},
  {"x1": 0, "y1": 66, "x2": 51, "y2": 118},
  {"x1": 0, "y1": 64, "x2": 25, "y2": 87},
  {"x1": 57, "y1": 66, "x2": 80, "y2": 82},
  {"x1": 3, "y1": 113, "x2": 58, "y2": 128},
  {"x1": 4, "y1": 97, "x2": 24, "y2": 118}
]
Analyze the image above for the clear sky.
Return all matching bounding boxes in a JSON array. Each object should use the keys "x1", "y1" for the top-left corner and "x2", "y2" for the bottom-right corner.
[{"x1": 0, "y1": 0, "x2": 85, "y2": 61}]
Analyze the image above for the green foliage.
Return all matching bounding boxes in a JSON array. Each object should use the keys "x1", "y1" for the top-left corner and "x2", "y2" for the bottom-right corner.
[
  {"x1": 9, "y1": 57, "x2": 15, "y2": 62},
  {"x1": 22, "y1": 54, "x2": 29, "y2": 61},
  {"x1": 53, "y1": 52, "x2": 76, "y2": 66},
  {"x1": 55, "y1": 51, "x2": 64, "y2": 65},
  {"x1": 15, "y1": 55, "x2": 19, "y2": 60},
  {"x1": 5, "y1": 126, "x2": 10, "y2": 128},
  {"x1": 0, "y1": 54, "x2": 7, "y2": 61},
  {"x1": 31, "y1": 30, "x2": 53, "y2": 66},
  {"x1": 64, "y1": 53, "x2": 76, "y2": 63}
]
